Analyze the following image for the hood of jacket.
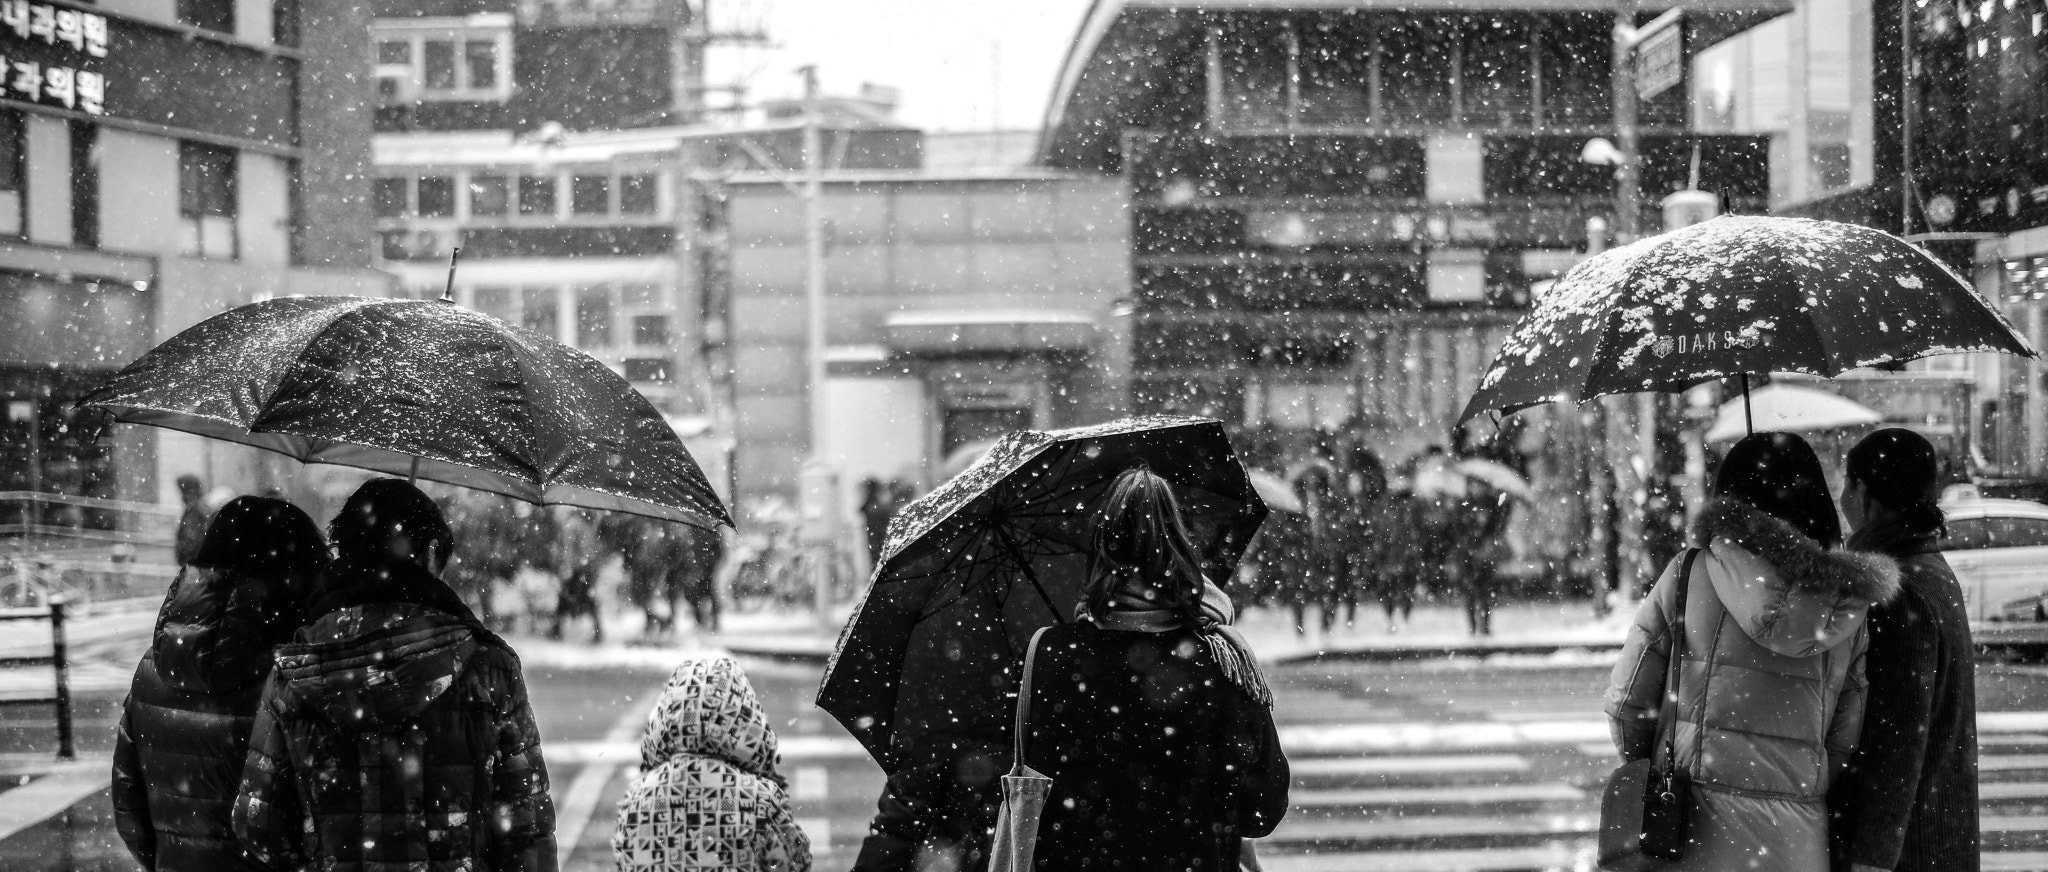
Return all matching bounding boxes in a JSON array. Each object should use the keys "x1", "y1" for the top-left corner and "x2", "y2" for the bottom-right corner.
[
  {"x1": 274, "y1": 558, "x2": 483, "y2": 730},
  {"x1": 1694, "y1": 497, "x2": 1901, "y2": 657},
  {"x1": 639, "y1": 656, "x2": 782, "y2": 784},
  {"x1": 151, "y1": 566, "x2": 300, "y2": 694}
]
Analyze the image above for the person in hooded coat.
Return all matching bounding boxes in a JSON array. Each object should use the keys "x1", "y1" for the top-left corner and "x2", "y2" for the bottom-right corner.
[
  {"x1": 1832, "y1": 428, "x2": 1980, "y2": 872},
  {"x1": 612, "y1": 656, "x2": 810, "y2": 872},
  {"x1": 113, "y1": 496, "x2": 327, "y2": 872},
  {"x1": 1607, "y1": 432, "x2": 1899, "y2": 872},
  {"x1": 1022, "y1": 467, "x2": 1289, "y2": 870},
  {"x1": 232, "y1": 478, "x2": 556, "y2": 872}
]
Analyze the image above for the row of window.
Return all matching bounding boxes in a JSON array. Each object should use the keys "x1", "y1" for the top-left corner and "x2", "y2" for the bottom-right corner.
[
  {"x1": 0, "y1": 109, "x2": 234, "y2": 259},
  {"x1": 374, "y1": 25, "x2": 512, "y2": 103},
  {"x1": 415, "y1": 282, "x2": 675, "y2": 354},
  {"x1": 376, "y1": 170, "x2": 664, "y2": 221}
]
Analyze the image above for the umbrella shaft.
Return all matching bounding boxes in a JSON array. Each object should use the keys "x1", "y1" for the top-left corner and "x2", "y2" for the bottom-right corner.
[{"x1": 1741, "y1": 373, "x2": 1753, "y2": 435}]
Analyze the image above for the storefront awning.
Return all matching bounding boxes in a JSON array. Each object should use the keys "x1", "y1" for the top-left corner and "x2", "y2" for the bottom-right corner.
[{"x1": 883, "y1": 309, "x2": 1098, "y2": 356}]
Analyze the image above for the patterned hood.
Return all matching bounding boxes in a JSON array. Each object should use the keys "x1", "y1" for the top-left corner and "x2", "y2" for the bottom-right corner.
[{"x1": 639, "y1": 656, "x2": 782, "y2": 784}]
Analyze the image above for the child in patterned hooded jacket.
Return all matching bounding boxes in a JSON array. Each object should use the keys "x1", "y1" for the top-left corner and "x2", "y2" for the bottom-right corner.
[{"x1": 613, "y1": 656, "x2": 812, "y2": 872}]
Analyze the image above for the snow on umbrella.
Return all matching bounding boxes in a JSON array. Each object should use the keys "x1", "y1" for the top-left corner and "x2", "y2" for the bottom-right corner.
[
  {"x1": 1460, "y1": 215, "x2": 2035, "y2": 426},
  {"x1": 1702, "y1": 382, "x2": 1883, "y2": 443},
  {"x1": 79, "y1": 296, "x2": 732, "y2": 530},
  {"x1": 816, "y1": 415, "x2": 1267, "y2": 772}
]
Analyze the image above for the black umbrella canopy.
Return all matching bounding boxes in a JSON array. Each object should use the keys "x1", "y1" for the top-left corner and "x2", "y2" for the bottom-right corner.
[
  {"x1": 1462, "y1": 215, "x2": 2035, "y2": 423},
  {"x1": 80, "y1": 296, "x2": 731, "y2": 530},
  {"x1": 816, "y1": 415, "x2": 1267, "y2": 772}
]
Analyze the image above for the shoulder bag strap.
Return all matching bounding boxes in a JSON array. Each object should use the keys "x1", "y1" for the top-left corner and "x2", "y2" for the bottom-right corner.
[
  {"x1": 1656, "y1": 548, "x2": 1699, "y2": 769},
  {"x1": 1013, "y1": 626, "x2": 1054, "y2": 769}
]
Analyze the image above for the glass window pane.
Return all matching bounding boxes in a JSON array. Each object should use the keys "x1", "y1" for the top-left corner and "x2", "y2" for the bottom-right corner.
[
  {"x1": 472, "y1": 286, "x2": 514, "y2": 322},
  {"x1": 518, "y1": 175, "x2": 556, "y2": 216},
  {"x1": 576, "y1": 286, "x2": 614, "y2": 347},
  {"x1": 416, "y1": 176, "x2": 455, "y2": 217},
  {"x1": 619, "y1": 173, "x2": 659, "y2": 215},
  {"x1": 377, "y1": 40, "x2": 411, "y2": 65},
  {"x1": 179, "y1": 142, "x2": 237, "y2": 218},
  {"x1": 423, "y1": 41, "x2": 457, "y2": 90},
  {"x1": 464, "y1": 40, "x2": 499, "y2": 89},
  {"x1": 571, "y1": 175, "x2": 611, "y2": 215},
  {"x1": 373, "y1": 178, "x2": 408, "y2": 218},
  {"x1": 1382, "y1": 18, "x2": 1456, "y2": 125},
  {"x1": 624, "y1": 358, "x2": 672, "y2": 383},
  {"x1": 520, "y1": 288, "x2": 559, "y2": 338},
  {"x1": 469, "y1": 174, "x2": 509, "y2": 216},
  {"x1": 619, "y1": 282, "x2": 663, "y2": 307},
  {"x1": 1947, "y1": 518, "x2": 1993, "y2": 550},
  {"x1": 632, "y1": 315, "x2": 670, "y2": 346}
]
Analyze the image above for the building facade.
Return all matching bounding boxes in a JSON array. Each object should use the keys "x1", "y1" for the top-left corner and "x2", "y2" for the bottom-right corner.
[{"x1": 0, "y1": 0, "x2": 388, "y2": 519}]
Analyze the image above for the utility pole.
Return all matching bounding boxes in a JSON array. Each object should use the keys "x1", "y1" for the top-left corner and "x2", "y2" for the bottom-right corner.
[
  {"x1": 1609, "y1": 0, "x2": 1653, "y2": 600},
  {"x1": 1899, "y1": 0, "x2": 1915, "y2": 237},
  {"x1": 797, "y1": 64, "x2": 838, "y2": 628}
]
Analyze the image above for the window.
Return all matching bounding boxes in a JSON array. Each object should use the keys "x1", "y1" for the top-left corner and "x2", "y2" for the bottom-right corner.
[
  {"x1": 69, "y1": 121, "x2": 97, "y2": 249},
  {"x1": 417, "y1": 176, "x2": 456, "y2": 218},
  {"x1": 469, "y1": 174, "x2": 509, "y2": 216},
  {"x1": 571, "y1": 175, "x2": 611, "y2": 215},
  {"x1": 520, "y1": 287, "x2": 559, "y2": 338},
  {"x1": 633, "y1": 315, "x2": 670, "y2": 346},
  {"x1": 177, "y1": 0, "x2": 234, "y2": 33},
  {"x1": 624, "y1": 358, "x2": 672, "y2": 383},
  {"x1": 179, "y1": 142, "x2": 237, "y2": 260},
  {"x1": 576, "y1": 286, "x2": 614, "y2": 347},
  {"x1": 619, "y1": 173, "x2": 660, "y2": 215},
  {"x1": 464, "y1": 41, "x2": 499, "y2": 89},
  {"x1": 620, "y1": 283, "x2": 663, "y2": 306},
  {"x1": 1947, "y1": 518, "x2": 1994, "y2": 550},
  {"x1": 518, "y1": 175, "x2": 556, "y2": 216},
  {"x1": 377, "y1": 41, "x2": 412, "y2": 65},
  {"x1": 373, "y1": 178, "x2": 408, "y2": 218},
  {"x1": 423, "y1": 41, "x2": 458, "y2": 90},
  {"x1": 0, "y1": 111, "x2": 22, "y2": 237},
  {"x1": 1990, "y1": 518, "x2": 2048, "y2": 549},
  {"x1": 472, "y1": 286, "x2": 514, "y2": 322}
]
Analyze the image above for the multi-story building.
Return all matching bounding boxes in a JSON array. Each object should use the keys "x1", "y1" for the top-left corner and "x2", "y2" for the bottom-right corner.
[{"x1": 0, "y1": 0, "x2": 389, "y2": 516}]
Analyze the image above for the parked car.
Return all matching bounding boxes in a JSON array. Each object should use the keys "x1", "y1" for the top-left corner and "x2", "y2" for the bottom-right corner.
[{"x1": 1937, "y1": 497, "x2": 2048, "y2": 633}]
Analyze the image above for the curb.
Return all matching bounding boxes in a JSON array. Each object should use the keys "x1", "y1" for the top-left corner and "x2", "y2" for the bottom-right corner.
[
  {"x1": 726, "y1": 644, "x2": 833, "y2": 666},
  {"x1": 724, "y1": 639, "x2": 1634, "y2": 669}
]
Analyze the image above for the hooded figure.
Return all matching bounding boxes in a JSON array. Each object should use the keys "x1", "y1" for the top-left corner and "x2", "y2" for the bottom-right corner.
[
  {"x1": 612, "y1": 657, "x2": 811, "y2": 872},
  {"x1": 1608, "y1": 433, "x2": 1899, "y2": 872},
  {"x1": 232, "y1": 479, "x2": 557, "y2": 872},
  {"x1": 113, "y1": 496, "x2": 326, "y2": 872}
]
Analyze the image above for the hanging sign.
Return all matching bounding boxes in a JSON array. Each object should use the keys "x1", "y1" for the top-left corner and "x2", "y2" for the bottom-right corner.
[
  {"x1": 1636, "y1": 21, "x2": 1684, "y2": 100},
  {"x1": 0, "y1": 0, "x2": 107, "y2": 115}
]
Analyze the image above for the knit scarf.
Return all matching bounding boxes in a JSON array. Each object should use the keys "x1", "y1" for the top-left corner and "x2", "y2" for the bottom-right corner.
[{"x1": 1085, "y1": 581, "x2": 1274, "y2": 708}]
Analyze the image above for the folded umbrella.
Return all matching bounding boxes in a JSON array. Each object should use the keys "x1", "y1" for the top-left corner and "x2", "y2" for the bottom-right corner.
[
  {"x1": 1461, "y1": 215, "x2": 2035, "y2": 427},
  {"x1": 816, "y1": 415, "x2": 1267, "y2": 772},
  {"x1": 80, "y1": 296, "x2": 731, "y2": 530}
]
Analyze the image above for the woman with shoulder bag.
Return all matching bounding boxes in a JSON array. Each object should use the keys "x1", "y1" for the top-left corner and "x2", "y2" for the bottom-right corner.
[
  {"x1": 1605, "y1": 432, "x2": 1900, "y2": 870},
  {"x1": 1013, "y1": 467, "x2": 1290, "y2": 870}
]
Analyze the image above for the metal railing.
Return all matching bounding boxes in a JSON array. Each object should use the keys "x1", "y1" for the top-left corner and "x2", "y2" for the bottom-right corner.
[{"x1": 0, "y1": 598, "x2": 72, "y2": 759}]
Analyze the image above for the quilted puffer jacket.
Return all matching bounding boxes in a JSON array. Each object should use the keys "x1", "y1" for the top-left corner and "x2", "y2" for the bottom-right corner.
[
  {"x1": 113, "y1": 566, "x2": 303, "y2": 871},
  {"x1": 1607, "y1": 497, "x2": 1899, "y2": 871},
  {"x1": 613, "y1": 657, "x2": 810, "y2": 872},
  {"x1": 232, "y1": 559, "x2": 556, "y2": 872}
]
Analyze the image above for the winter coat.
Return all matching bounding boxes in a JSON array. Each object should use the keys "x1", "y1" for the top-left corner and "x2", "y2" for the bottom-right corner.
[
  {"x1": 612, "y1": 657, "x2": 810, "y2": 872},
  {"x1": 231, "y1": 558, "x2": 557, "y2": 872},
  {"x1": 1022, "y1": 620, "x2": 1289, "y2": 870},
  {"x1": 1608, "y1": 498, "x2": 1899, "y2": 872},
  {"x1": 1831, "y1": 522, "x2": 1980, "y2": 872},
  {"x1": 112, "y1": 566, "x2": 305, "y2": 872}
]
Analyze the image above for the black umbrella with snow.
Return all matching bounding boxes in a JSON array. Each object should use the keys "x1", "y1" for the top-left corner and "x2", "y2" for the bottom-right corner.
[
  {"x1": 1460, "y1": 215, "x2": 2034, "y2": 426},
  {"x1": 815, "y1": 415, "x2": 1266, "y2": 772}
]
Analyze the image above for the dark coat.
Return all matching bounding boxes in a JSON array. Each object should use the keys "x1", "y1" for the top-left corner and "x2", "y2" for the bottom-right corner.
[
  {"x1": 1023, "y1": 621, "x2": 1288, "y2": 870},
  {"x1": 1832, "y1": 524, "x2": 1980, "y2": 872},
  {"x1": 231, "y1": 558, "x2": 557, "y2": 872},
  {"x1": 112, "y1": 566, "x2": 303, "y2": 871}
]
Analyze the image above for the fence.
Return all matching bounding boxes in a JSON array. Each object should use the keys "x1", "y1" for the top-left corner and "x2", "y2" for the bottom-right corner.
[{"x1": 0, "y1": 598, "x2": 72, "y2": 759}]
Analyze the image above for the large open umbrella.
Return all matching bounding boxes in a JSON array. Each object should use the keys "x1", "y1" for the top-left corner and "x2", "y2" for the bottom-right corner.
[
  {"x1": 1460, "y1": 216, "x2": 2035, "y2": 427},
  {"x1": 80, "y1": 296, "x2": 731, "y2": 530},
  {"x1": 1703, "y1": 382, "x2": 1883, "y2": 442},
  {"x1": 816, "y1": 416, "x2": 1267, "y2": 772}
]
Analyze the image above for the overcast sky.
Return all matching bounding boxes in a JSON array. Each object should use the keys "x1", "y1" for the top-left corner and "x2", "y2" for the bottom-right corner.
[{"x1": 706, "y1": 0, "x2": 1095, "y2": 132}]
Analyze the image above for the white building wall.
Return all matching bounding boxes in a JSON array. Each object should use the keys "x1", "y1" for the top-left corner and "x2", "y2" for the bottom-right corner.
[
  {"x1": 240, "y1": 151, "x2": 293, "y2": 265},
  {"x1": 24, "y1": 116, "x2": 70, "y2": 246},
  {"x1": 97, "y1": 129, "x2": 181, "y2": 253}
]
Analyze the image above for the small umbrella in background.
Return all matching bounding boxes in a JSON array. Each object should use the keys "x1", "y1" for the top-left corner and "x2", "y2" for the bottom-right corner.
[
  {"x1": 816, "y1": 416, "x2": 1267, "y2": 772},
  {"x1": 1247, "y1": 469, "x2": 1305, "y2": 514},
  {"x1": 1703, "y1": 382, "x2": 1883, "y2": 443},
  {"x1": 1461, "y1": 216, "x2": 2035, "y2": 430},
  {"x1": 939, "y1": 438, "x2": 1001, "y2": 480},
  {"x1": 1452, "y1": 458, "x2": 1535, "y2": 502},
  {"x1": 80, "y1": 296, "x2": 732, "y2": 529}
]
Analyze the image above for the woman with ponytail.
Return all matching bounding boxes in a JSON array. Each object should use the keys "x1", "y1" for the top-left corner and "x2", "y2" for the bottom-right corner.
[
  {"x1": 1833, "y1": 428, "x2": 1979, "y2": 872},
  {"x1": 1018, "y1": 466, "x2": 1289, "y2": 870}
]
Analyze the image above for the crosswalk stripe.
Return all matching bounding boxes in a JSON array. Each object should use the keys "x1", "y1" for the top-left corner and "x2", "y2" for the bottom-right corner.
[
  {"x1": 1984, "y1": 755, "x2": 2048, "y2": 772},
  {"x1": 1985, "y1": 851, "x2": 2048, "y2": 872},
  {"x1": 793, "y1": 766, "x2": 829, "y2": 801},
  {"x1": 1986, "y1": 815, "x2": 2048, "y2": 833},
  {"x1": 1266, "y1": 813, "x2": 1594, "y2": 843},
  {"x1": 1975, "y1": 782, "x2": 2048, "y2": 800},
  {"x1": 1290, "y1": 755, "x2": 1530, "y2": 777},
  {"x1": 1291, "y1": 783, "x2": 1582, "y2": 808},
  {"x1": 1253, "y1": 844, "x2": 1581, "y2": 872}
]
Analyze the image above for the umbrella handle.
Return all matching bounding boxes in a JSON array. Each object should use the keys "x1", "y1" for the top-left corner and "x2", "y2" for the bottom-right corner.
[
  {"x1": 408, "y1": 456, "x2": 420, "y2": 484},
  {"x1": 1740, "y1": 373, "x2": 1753, "y2": 436},
  {"x1": 441, "y1": 247, "x2": 463, "y2": 304}
]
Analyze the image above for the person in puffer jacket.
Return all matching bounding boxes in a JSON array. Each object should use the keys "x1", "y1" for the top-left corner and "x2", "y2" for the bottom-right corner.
[
  {"x1": 232, "y1": 478, "x2": 556, "y2": 872},
  {"x1": 1607, "y1": 432, "x2": 1900, "y2": 872},
  {"x1": 613, "y1": 656, "x2": 810, "y2": 872},
  {"x1": 113, "y1": 495, "x2": 327, "y2": 872}
]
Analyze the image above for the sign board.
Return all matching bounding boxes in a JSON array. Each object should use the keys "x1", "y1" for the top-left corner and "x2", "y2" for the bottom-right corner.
[
  {"x1": 0, "y1": 1, "x2": 108, "y2": 116},
  {"x1": 1636, "y1": 21, "x2": 1684, "y2": 100}
]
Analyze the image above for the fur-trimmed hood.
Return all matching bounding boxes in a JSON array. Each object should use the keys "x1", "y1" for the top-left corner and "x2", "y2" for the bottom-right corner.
[{"x1": 1692, "y1": 497, "x2": 1901, "y2": 657}]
